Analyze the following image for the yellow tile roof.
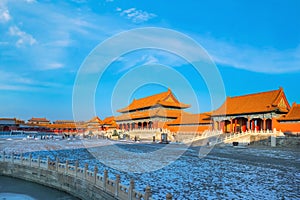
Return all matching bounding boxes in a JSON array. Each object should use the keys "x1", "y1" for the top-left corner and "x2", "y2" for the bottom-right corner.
[
  {"x1": 212, "y1": 88, "x2": 290, "y2": 116},
  {"x1": 167, "y1": 112, "x2": 211, "y2": 125},
  {"x1": 278, "y1": 103, "x2": 300, "y2": 121},
  {"x1": 117, "y1": 89, "x2": 190, "y2": 113},
  {"x1": 115, "y1": 107, "x2": 189, "y2": 121}
]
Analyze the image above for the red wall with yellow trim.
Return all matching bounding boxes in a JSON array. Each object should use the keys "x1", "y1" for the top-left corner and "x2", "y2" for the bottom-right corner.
[{"x1": 273, "y1": 119, "x2": 300, "y2": 133}]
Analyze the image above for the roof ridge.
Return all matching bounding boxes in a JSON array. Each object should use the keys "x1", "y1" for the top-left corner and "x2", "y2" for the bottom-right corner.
[
  {"x1": 230, "y1": 88, "x2": 280, "y2": 99},
  {"x1": 134, "y1": 89, "x2": 169, "y2": 101},
  {"x1": 278, "y1": 102, "x2": 300, "y2": 121},
  {"x1": 271, "y1": 87, "x2": 284, "y2": 105}
]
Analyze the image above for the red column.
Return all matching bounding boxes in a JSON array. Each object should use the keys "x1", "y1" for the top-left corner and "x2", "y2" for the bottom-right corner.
[
  {"x1": 234, "y1": 119, "x2": 237, "y2": 132},
  {"x1": 230, "y1": 119, "x2": 233, "y2": 133},
  {"x1": 222, "y1": 121, "x2": 225, "y2": 132},
  {"x1": 263, "y1": 119, "x2": 266, "y2": 131},
  {"x1": 222, "y1": 121, "x2": 225, "y2": 133}
]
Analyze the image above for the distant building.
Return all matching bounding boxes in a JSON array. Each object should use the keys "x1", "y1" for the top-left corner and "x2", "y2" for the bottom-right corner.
[
  {"x1": 0, "y1": 118, "x2": 24, "y2": 131},
  {"x1": 53, "y1": 120, "x2": 75, "y2": 124},
  {"x1": 167, "y1": 112, "x2": 212, "y2": 133},
  {"x1": 211, "y1": 87, "x2": 290, "y2": 133},
  {"x1": 101, "y1": 116, "x2": 118, "y2": 131},
  {"x1": 115, "y1": 88, "x2": 190, "y2": 130},
  {"x1": 86, "y1": 116, "x2": 102, "y2": 132},
  {"x1": 28, "y1": 117, "x2": 51, "y2": 125},
  {"x1": 277, "y1": 103, "x2": 300, "y2": 134},
  {"x1": 1, "y1": 87, "x2": 299, "y2": 136}
]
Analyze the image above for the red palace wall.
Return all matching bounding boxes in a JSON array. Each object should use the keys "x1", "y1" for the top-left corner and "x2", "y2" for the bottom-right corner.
[{"x1": 273, "y1": 118, "x2": 300, "y2": 134}]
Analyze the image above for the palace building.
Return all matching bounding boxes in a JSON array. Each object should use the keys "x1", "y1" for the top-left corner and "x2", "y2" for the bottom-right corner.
[
  {"x1": 211, "y1": 87, "x2": 291, "y2": 133},
  {"x1": 167, "y1": 112, "x2": 212, "y2": 133},
  {"x1": 1, "y1": 87, "x2": 299, "y2": 136},
  {"x1": 0, "y1": 118, "x2": 24, "y2": 131},
  {"x1": 276, "y1": 103, "x2": 300, "y2": 134},
  {"x1": 28, "y1": 117, "x2": 51, "y2": 125},
  {"x1": 115, "y1": 89, "x2": 190, "y2": 130},
  {"x1": 101, "y1": 116, "x2": 118, "y2": 131}
]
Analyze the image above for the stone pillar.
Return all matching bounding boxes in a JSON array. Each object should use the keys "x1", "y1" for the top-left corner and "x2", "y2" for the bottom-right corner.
[
  {"x1": 47, "y1": 156, "x2": 50, "y2": 170},
  {"x1": 20, "y1": 153, "x2": 23, "y2": 164},
  {"x1": 29, "y1": 153, "x2": 32, "y2": 167},
  {"x1": 271, "y1": 136, "x2": 276, "y2": 147},
  {"x1": 144, "y1": 185, "x2": 152, "y2": 200},
  {"x1": 65, "y1": 160, "x2": 69, "y2": 174},
  {"x1": 38, "y1": 156, "x2": 41, "y2": 168},
  {"x1": 75, "y1": 160, "x2": 79, "y2": 177},
  {"x1": 128, "y1": 179, "x2": 135, "y2": 200},
  {"x1": 94, "y1": 165, "x2": 98, "y2": 184},
  {"x1": 56, "y1": 157, "x2": 59, "y2": 171},
  {"x1": 11, "y1": 153, "x2": 14, "y2": 163},
  {"x1": 166, "y1": 193, "x2": 173, "y2": 200},
  {"x1": 103, "y1": 170, "x2": 108, "y2": 191},
  {"x1": 115, "y1": 174, "x2": 120, "y2": 198},
  {"x1": 84, "y1": 163, "x2": 88, "y2": 178}
]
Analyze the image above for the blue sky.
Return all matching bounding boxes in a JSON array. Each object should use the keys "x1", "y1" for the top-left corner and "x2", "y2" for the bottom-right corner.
[{"x1": 0, "y1": 0, "x2": 299, "y2": 121}]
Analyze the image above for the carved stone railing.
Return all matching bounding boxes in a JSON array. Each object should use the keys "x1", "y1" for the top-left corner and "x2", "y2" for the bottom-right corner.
[
  {"x1": 180, "y1": 130, "x2": 223, "y2": 143},
  {"x1": 0, "y1": 152, "x2": 154, "y2": 200}
]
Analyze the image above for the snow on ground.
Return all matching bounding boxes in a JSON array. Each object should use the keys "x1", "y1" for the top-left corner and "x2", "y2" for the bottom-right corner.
[{"x1": 0, "y1": 137, "x2": 299, "y2": 199}]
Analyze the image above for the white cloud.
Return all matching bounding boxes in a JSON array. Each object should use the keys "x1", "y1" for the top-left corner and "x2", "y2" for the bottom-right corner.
[
  {"x1": 197, "y1": 36, "x2": 300, "y2": 73},
  {"x1": 0, "y1": 84, "x2": 35, "y2": 91},
  {"x1": 0, "y1": 2, "x2": 11, "y2": 23},
  {"x1": 101, "y1": 28, "x2": 300, "y2": 74},
  {"x1": 115, "y1": 54, "x2": 160, "y2": 73},
  {"x1": 0, "y1": 70, "x2": 62, "y2": 91},
  {"x1": 9, "y1": 26, "x2": 37, "y2": 47},
  {"x1": 0, "y1": 70, "x2": 37, "y2": 91},
  {"x1": 0, "y1": 70, "x2": 34, "y2": 85},
  {"x1": 79, "y1": 29, "x2": 210, "y2": 74},
  {"x1": 119, "y1": 7, "x2": 156, "y2": 23},
  {"x1": 71, "y1": 0, "x2": 87, "y2": 3},
  {"x1": 44, "y1": 62, "x2": 64, "y2": 70},
  {"x1": 0, "y1": 41, "x2": 9, "y2": 46},
  {"x1": 25, "y1": 0, "x2": 37, "y2": 3},
  {"x1": 45, "y1": 39, "x2": 73, "y2": 47}
]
